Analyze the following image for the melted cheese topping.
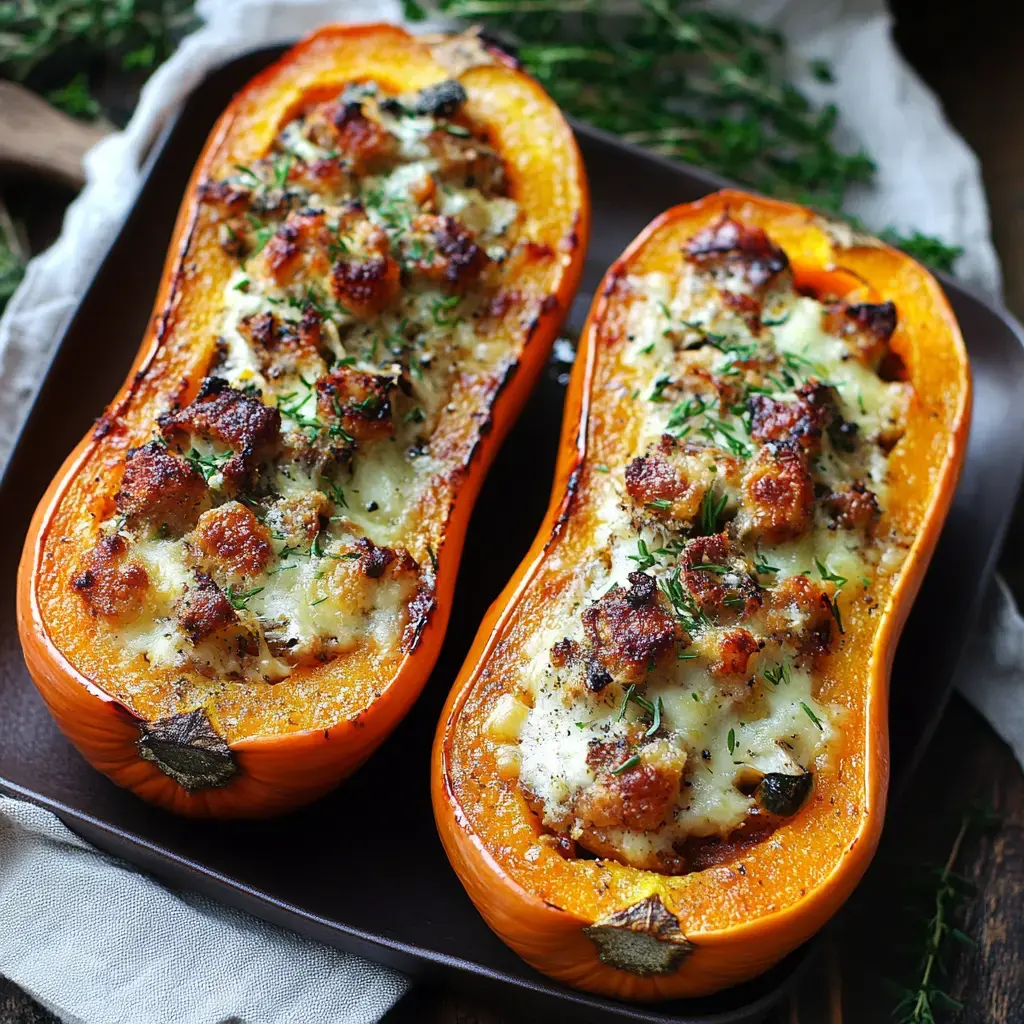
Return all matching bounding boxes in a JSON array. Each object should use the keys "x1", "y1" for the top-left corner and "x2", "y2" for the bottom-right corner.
[
  {"x1": 500, "y1": 224, "x2": 912, "y2": 873},
  {"x1": 80, "y1": 79, "x2": 527, "y2": 684}
]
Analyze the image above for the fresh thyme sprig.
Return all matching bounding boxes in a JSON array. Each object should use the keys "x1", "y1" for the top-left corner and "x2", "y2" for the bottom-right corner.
[
  {"x1": 404, "y1": 0, "x2": 961, "y2": 272},
  {"x1": 889, "y1": 807, "x2": 997, "y2": 1023},
  {"x1": 0, "y1": 0, "x2": 197, "y2": 118}
]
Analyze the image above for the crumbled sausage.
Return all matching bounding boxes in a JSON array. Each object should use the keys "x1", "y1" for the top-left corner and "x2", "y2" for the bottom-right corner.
[
  {"x1": 71, "y1": 535, "x2": 149, "y2": 620},
  {"x1": 115, "y1": 441, "x2": 209, "y2": 534},
  {"x1": 402, "y1": 214, "x2": 487, "y2": 292},
  {"x1": 331, "y1": 252, "x2": 401, "y2": 318},
  {"x1": 315, "y1": 366, "x2": 395, "y2": 442},
  {"x1": 624, "y1": 435, "x2": 740, "y2": 529},
  {"x1": 266, "y1": 491, "x2": 330, "y2": 548},
  {"x1": 424, "y1": 129, "x2": 508, "y2": 194},
  {"x1": 258, "y1": 210, "x2": 333, "y2": 286},
  {"x1": 581, "y1": 571, "x2": 683, "y2": 684},
  {"x1": 721, "y1": 289, "x2": 763, "y2": 328},
  {"x1": 825, "y1": 481, "x2": 880, "y2": 532},
  {"x1": 237, "y1": 309, "x2": 322, "y2": 379},
  {"x1": 740, "y1": 440, "x2": 814, "y2": 545},
  {"x1": 577, "y1": 739, "x2": 687, "y2": 832},
  {"x1": 748, "y1": 380, "x2": 835, "y2": 451},
  {"x1": 158, "y1": 377, "x2": 281, "y2": 489},
  {"x1": 763, "y1": 575, "x2": 834, "y2": 659},
  {"x1": 823, "y1": 300, "x2": 898, "y2": 369},
  {"x1": 347, "y1": 536, "x2": 417, "y2": 579},
  {"x1": 307, "y1": 95, "x2": 396, "y2": 174},
  {"x1": 200, "y1": 179, "x2": 252, "y2": 215},
  {"x1": 175, "y1": 572, "x2": 238, "y2": 644},
  {"x1": 682, "y1": 533, "x2": 762, "y2": 619},
  {"x1": 707, "y1": 627, "x2": 759, "y2": 681},
  {"x1": 684, "y1": 215, "x2": 789, "y2": 290},
  {"x1": 190, "y1": 502, "x2": 273, "y2": 579},
  {"x1": 284, "y1": 158, "x2": 354, "y2": 202},
  {"x1": 550, "y1": 636, "x2": 581, "y2": 669}
]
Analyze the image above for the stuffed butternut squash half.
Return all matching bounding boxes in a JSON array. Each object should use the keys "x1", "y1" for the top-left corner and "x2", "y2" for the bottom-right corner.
[
  {"x1": 17, "y1": 24, "x2": 587, "y2": 817},
  {"x1": 433, "y1": 191, "x2": 970, "y2": 1000}
]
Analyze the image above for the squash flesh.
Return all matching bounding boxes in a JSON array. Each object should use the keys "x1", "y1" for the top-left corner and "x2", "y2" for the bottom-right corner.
[{"x1": 433, "y1": 192, "x2": 970, "y2": 998}]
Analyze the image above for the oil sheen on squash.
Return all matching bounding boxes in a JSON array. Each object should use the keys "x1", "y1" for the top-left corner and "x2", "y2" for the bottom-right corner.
[
  {"x1": 484, "y1": 215, "x2": 912, "y2": 875},
  {"x1": 63, "y1": 73, "x2": 554, "y2": 735}
]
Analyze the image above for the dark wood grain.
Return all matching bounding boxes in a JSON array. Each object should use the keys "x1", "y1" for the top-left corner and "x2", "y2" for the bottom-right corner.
[
  {"x1": 0, "y1": 981, "x2": 55, "y2": 1024},
  {"x1": 950, "y1": 709, "x2": 1024, "y2": 1022}
]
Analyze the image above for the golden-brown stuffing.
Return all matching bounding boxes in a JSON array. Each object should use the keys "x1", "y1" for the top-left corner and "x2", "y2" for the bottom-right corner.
[
  {"x1": 740, "y1": 440, "x2": 814, "y2": 545},
  {"x1": 115, "y1": 441, "x2": 210, "y2": 534},
  {"x1": 71, "y1": 535, "x2": 149, "y2": 621},
  {"x1": 315, "y1": 366, "x2": 396, "y2": 441},
  {"x1": 158, "y1": 377, "x2": 281, "y2": 489},
  {"x1": 581, "y1": 571, "x2": 683, "y2": 686},
  {"x1": 190, "y1": 503, "x2": 273, "y2": 580}
]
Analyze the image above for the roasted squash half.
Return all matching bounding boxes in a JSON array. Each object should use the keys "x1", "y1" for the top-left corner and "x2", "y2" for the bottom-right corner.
[
  {"x1": 433, "y1": 191, "x2": 970, "y2": 1000},
  {"x1": 17, "y1": 23, "x2": 588, "y2": 817}
]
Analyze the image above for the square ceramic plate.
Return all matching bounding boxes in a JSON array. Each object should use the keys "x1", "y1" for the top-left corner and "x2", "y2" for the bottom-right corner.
[{"x1": 2, "y1": 46, "x2": 1023, "y2": 1024}]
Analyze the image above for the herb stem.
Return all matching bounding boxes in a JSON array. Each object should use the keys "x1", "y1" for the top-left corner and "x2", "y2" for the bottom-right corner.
[{"x1": 908, "y1": 815, "x2": 971, "y2": 1024}]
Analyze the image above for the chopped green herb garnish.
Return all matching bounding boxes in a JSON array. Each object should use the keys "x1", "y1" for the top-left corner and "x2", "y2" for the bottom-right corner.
[
  {"x1": 826, "y1": 592, "x2": 845, "y2": 634},
  {"x1": 233, "y1": 163, "x2": 260, "y2": 185},
  {"x1": 648, "y1": 376, "x2": 672, "y2": 402},
  {"x1": 645, "y1": 696, "x2": 663, "y2": 738},
  {"x1": 226, "y1": 584, "x2": 264, "y2": 610},
  {"x1": 660, "y1": 568, "x2": 708, "y2": 634},
  {"x1": 183, "y1": 447, "x2": 231, "y2": 483},
  {"x1": 628, "y1": 539, "x2": 656, "y2": 571},
  {"x1": 273, "y1": 152, "x2": 293, "y2": 189},
  {"x1": 321, "y1": 478, "x2": 348, "y2": 509},
  {"x1": 800, "y1": 701, "x2": 824, "y2": 730},
  {"x1": 432, "y1": 294, "x2": 461, "y2": 326},
  {"x1": 815, "y1": 558, "x2": 848, "y2": 587},
  {"x1": 617, "y1": 684, "x2": 636, "y2": 721},
  {"x1": 665, "y1": 394, "x2": 707, "y2": 434},
  {"x1": 611, "y1": 754, "x2": 641, "y2": 775},
  {"x1": 699, "y1": 487, "x2": 728, "y2": 535}
]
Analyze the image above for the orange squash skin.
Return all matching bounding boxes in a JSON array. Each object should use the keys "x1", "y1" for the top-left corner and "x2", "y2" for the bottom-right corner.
[
  {"x1": 432, "y1": 191, "x2": 971, "y2": 1000},
  {"x1": 16, "y1": 23, "x2": 589, "y2": 818}
]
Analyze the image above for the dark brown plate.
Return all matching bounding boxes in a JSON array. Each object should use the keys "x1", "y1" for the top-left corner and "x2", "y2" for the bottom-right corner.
[{"x1": 1, "y1": 46, "x2": 1022, "y2": 1024}]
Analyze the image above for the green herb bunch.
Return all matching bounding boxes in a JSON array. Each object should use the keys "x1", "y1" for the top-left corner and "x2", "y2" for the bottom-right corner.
[
  {"x1": 0, "y1": 0, "x2": 195, "y2": 103},
  {"x1": 0, "y1": 0, "x2": 964, "y2": 318},
  {"x1": 402, "y1": 0, "x2": 962, "y2": 273},
  {"x1": 887, "y1": 807, "x2": 998, "y2": 1023},
  {"x1": 0, "y1": 0, "x2": 198, "y2": 307}
]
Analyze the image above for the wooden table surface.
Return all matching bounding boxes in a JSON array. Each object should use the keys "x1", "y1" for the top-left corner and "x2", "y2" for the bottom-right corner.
[{"x1": 2, "y1": 2, "x2": 1023, "y2": 1022}]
